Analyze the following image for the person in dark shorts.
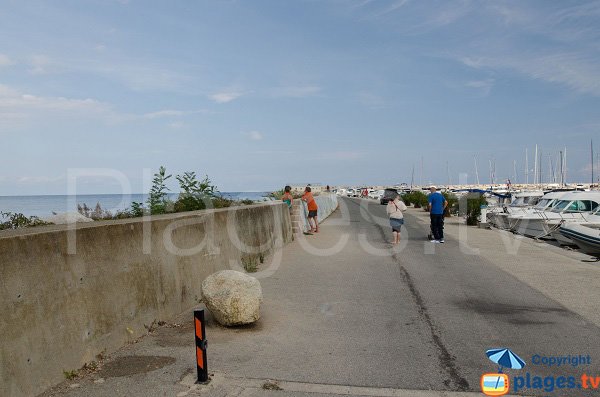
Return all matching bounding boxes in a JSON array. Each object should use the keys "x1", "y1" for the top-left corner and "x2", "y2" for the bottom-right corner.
[
  {"x1": 386, "y1": 193, "x2": 407, "y2": 244},
  {"x1": 301, "y1": 186, "x2": 319, "y2": 233}
]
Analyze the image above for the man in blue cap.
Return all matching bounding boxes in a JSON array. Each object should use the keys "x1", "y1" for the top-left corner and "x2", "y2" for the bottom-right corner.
[{"x1": 428, "y1": 186, "x2": 447, "y2": 243}]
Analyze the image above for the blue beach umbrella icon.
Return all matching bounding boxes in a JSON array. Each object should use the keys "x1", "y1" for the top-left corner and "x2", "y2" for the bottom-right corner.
[{"x1": 486, "y1": 348, "x2": 526, "y2": 372}]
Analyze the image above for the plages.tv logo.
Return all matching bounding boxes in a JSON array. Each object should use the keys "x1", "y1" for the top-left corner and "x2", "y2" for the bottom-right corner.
[{"x1": 481, "y1": 348, "x2": 526, "y2": 396}]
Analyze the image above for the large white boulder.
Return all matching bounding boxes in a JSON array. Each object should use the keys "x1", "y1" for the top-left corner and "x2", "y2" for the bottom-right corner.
[{"x1": 201, "y1": 270, "x2": 263, "y2": 326}]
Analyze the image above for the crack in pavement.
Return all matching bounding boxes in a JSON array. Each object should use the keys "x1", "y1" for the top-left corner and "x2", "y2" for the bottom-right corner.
[{"x1": 347, "y1": 199, "x2": 470, "y2": 392}]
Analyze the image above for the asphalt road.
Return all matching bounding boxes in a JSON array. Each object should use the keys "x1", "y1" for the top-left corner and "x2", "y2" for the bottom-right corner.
[{"x1": 44, "y1": 197, "x2": 600, "y2": 397}]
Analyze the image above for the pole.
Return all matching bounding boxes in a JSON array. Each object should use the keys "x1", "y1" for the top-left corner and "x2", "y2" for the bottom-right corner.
[{"x1": 194, "y1": 310, "x2": 208, "y2": 383}]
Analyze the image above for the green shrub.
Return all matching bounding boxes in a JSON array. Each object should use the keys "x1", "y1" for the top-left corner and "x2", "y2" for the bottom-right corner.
[
  {"x1": 147, "y1": 166, "x2": 173, "y2": 215},
  {"x1": 402, "y1": 191, "x2": 428, "y2": 208},
  {"x1": 0, "y1": 212, "x2": 52, "y2": 230},
  {"x1": 459, "y1": 192, "x2": 488, "y2": 226},
  {"x1": 130, "y1": 201, "x2": 145, "y2": 217},
  {"x1": 442, "y1": 191, "x2": 458, "y2": 217},
  {"x1": 212, "y1": 196, "x2": 234, "y2": 208},
  {"x1": 173, "y1": 172, "x2": 217, "y2": 213},
  {"x1": 269, "y1": 189, "x2": 284, "y2": 200}
]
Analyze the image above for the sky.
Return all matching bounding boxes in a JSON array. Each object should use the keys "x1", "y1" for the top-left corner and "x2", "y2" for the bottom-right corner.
[{"x1": 1, "y1": 0, "x2": 599, "y2": 195}]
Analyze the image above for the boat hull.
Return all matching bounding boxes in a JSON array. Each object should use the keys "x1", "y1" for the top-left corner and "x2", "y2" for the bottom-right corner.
[
  {"x1": 511, "y1": 217, "x2": 551, "y2": 238},
  {"x1": 559, "y1": 224, "x2": 600, "y2": 255}
]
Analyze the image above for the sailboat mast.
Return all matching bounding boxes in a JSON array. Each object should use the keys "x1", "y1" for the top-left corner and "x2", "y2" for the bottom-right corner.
[
  {"x1": 592, "y1": 139, "x2": 595, "y2": 188},
  {"x1": 559, "y1": 151, "x2": 563, "y2": 185},
  {"x1": 420, "y1": 156, "x2": 423, "y2": 188},
  {"x1": 564, "y1": 147, "x2": 567, "y2": 185},
  {"x1": 534, "y1": 145, "x2": 538, "y2": 185},
  {"x1": 525, "y1": 148, "x2": 529, "y2": 185}
]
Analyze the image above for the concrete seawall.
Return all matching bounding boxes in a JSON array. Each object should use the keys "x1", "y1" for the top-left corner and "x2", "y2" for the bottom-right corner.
[
  {"x1": 291, "y1": 193, "x2": 339, "y2": 234},
  {"x1": 0, "y1": 202, "x2": 292, "y2": 397}
]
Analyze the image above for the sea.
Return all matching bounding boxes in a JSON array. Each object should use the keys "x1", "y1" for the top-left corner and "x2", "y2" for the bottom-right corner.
[{"x1": 0, "y1": 192, "x2": 273, "y2": 218}]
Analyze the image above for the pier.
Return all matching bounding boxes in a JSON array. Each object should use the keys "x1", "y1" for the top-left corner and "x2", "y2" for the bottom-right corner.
[{"x1": 25, "y1": 197, "x2": 600, "y2": 397}]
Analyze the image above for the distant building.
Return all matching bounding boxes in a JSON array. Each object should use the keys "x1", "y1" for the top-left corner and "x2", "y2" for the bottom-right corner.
[{"x1": 290, "y1": 184, "x2": 323, "y2": 194}]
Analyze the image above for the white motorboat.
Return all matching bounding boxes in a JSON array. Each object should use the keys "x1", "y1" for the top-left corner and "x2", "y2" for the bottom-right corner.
[
  {"x1": 559, "y1": 210, "x2": 600, "y2": 255},
  {"x1": 551, "y1": 206, "x2": 600, "y2": 246},
  {"x1": 508, "y1": 191, "x2": 568, "y2": 235},
  {"x1": 487, "y1": 191, "x2": 544, "y2": 229},
  {"x1": 508, "y1": 191, "x2": 600, "y2": 239}
]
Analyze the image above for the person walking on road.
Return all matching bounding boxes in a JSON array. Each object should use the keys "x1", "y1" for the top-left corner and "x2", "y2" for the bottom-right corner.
[
  {"x1": 386, "y1": 193, "x2": 407, "y2": 244},
  {"x1": 427, "y1": 186, "x2": 447, "y2": 243},
  {"x1": 302, "y1": 186, "x2": 319, "y2": 233}
]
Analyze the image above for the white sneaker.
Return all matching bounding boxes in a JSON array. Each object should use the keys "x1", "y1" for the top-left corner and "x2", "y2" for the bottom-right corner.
[
  {"x1": 439, "y1": 239, "x2": 445, "y2": 243},
  {"x1": 430, "y1": 240, "x2": 441, "y2": 243}
]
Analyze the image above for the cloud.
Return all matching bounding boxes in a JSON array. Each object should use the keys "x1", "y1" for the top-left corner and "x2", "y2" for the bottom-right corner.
[
  {"x1": 328, "y1": 151, "x2": 366, "y2": 160},
  {"x1": 0, "y1": 92, "x2": 110, "y2": 113},
  {"x1": 461, "y1": 52, "x2": 600, "y2": 96},
  {"x1": 243, "y1": 131, "x2": 264, "y2": 141},
  {"x1": 29, "y1": 55, "x2": 52, "y2": 75},
  {"x1": 270, "y1": 85, "x2": 321, "y2": 98},
  {"x1": 465, "y1": 79, "x2": 495, "y2": 96},
  {"x1": 351, "y1": 0, "x2": 410, "y2": 17},
  {"x1": 142, "y1": 109, "x2": 186, "y2": 119},
  {"x1": 209, "y1": 90, "x2": 243, "y2": 103},
  {"x1": 357, "y1": 92, "x2": 386, "y2": 108},
  {"x1": 16, "y1": 175, "x2": 65, "y2": 184},
  {"x1": 168, "y1": 121, "x2": 186, "y2": 129},
  {"x1": 0, "y1": 54, "x2": 13, "y2": 67},
  {"x1": 0, "y1": 84, "x2": 116, "y2": 128}
]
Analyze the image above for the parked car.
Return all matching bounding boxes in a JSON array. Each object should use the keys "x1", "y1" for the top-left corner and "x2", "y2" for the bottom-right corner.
[
  {"x1": 346, "y1": 188, "x2": 355, "y2": 197},
  {"x1": 368, "y1": 189, "x2": 378, "y2": 199},
  {"x1": 380, "y1": 188, "x2": 399, "y2": 205}
]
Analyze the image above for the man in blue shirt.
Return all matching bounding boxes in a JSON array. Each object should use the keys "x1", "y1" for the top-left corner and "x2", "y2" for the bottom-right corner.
[{"x1": 427, "y1": 186, "x2": 448, "y2": 243}]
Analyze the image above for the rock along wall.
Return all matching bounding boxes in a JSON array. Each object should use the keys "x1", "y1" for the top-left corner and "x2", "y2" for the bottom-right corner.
[
  {"x1": 291, "y1": 193, "x2": 339, "y2": 235},
  {"x1": 0, "y1": 202, "x2": 292, "y2": 397}
]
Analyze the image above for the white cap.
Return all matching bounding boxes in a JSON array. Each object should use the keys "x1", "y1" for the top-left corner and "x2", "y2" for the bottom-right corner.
[{"x1": 430, "y1": 185, "x2": 437, "y2": 190}]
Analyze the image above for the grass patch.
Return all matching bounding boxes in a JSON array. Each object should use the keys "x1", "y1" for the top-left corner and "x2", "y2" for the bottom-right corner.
[{"x1": 63, "y1": 370, "x2": 78, "y2": 380}]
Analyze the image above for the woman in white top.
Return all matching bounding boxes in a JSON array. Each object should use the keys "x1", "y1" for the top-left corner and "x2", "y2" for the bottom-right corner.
[{"x1": 386, "y1": 193, "x2": 407, "y2": 244}]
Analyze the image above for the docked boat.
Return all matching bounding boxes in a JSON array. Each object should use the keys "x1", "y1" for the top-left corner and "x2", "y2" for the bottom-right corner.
[
  {"x1": 508, "y1": 191, "x2": 600, "y2": 239},
  {"x1": 487, "y1": 191, "x2": 544, "y2": 229},
  {"x1": 552, "y1": 206, "x2": 600, "y2": 247},
  {"x1": 507, "y1": 191, "x2": 567, "y2": 234},
  {"x1": 559, "y1": 212, "x2": 600, "y2": 255}
]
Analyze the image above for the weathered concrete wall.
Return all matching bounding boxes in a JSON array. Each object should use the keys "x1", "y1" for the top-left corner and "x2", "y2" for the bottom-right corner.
[
  {"x1": 291, "y1": 193, "x2": 339, "y2": 234},
  {"x1": 0, "y1": 203, "x2": 292, "y2": 397}
]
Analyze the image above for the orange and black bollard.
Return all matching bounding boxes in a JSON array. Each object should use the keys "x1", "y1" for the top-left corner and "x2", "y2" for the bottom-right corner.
[{"x1": 194, "y1": 309, "x2": 208, "y2": 383}]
